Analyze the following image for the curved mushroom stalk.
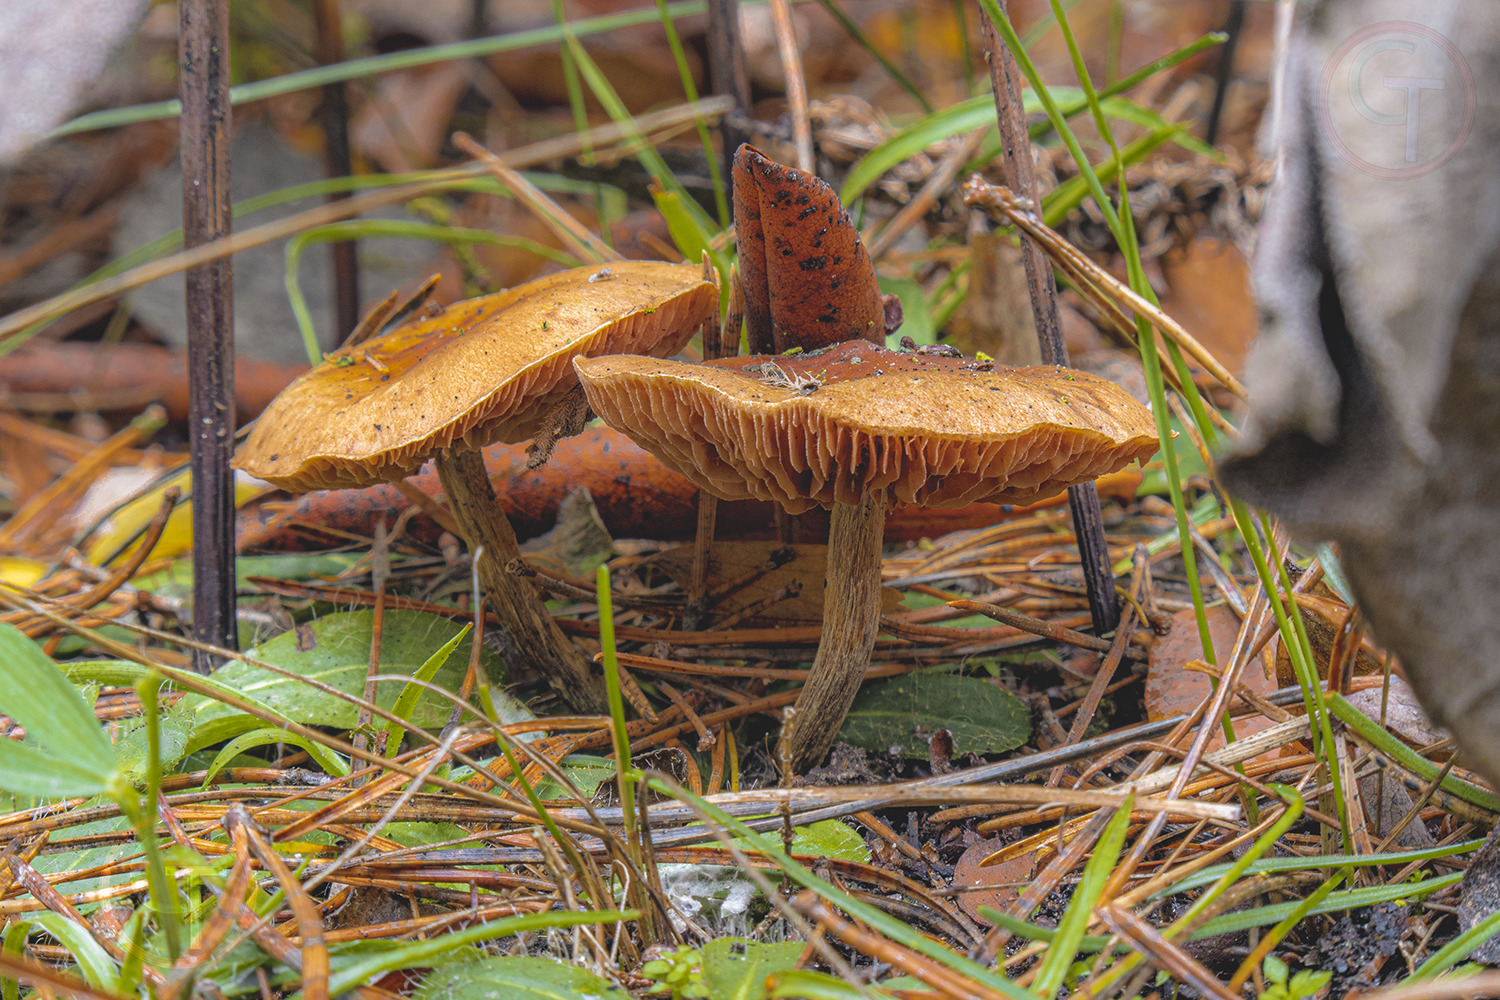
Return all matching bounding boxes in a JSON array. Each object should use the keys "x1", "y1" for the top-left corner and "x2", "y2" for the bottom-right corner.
[
  {"x1": 437, "y1": 447, "x2": 607, "y2": 713},
  {"x1": 235, "y1": 261, "x2": 717, "y2": 715},
  {"x1": 575, "y1": 342, "x2": 1159, "y2": 771},
  {"x1": 783, "y1": 489, "x2": 886, "y2": 771}
]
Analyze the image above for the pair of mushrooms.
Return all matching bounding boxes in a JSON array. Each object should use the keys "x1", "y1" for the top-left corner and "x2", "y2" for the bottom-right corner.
[{"x1": 240, "y1": 259, "x2": 1156, "y2": 770}]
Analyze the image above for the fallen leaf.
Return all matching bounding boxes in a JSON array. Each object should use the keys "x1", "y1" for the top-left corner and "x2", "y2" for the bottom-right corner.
[
  {"x1": 734, "y1": 144, "x2": 887, "y2": 353},
  {"x1": 953, "y1": 838, "x2": 1028, "y2": 921},
  {"x1": 837, "y1": 673, "x2": 1030, "y2": 760},
  {"x1": 1145, "y1": 604, "x2": 1278, "y2": 748}
]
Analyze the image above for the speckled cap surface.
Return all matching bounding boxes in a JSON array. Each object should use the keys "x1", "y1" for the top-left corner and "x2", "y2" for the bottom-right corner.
[{"x1": 237, "y1": 261, "x2": 718, "y2": 491}]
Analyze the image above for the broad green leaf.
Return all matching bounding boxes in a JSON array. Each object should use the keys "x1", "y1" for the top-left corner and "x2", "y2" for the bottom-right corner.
[
  {"x1": 0, "y1": 740, "x2": 111, "y2": 799},
  {"x1": 203, "y1": 729, "x2": 350, "y2": 787},
  {"x1": 787, "y1": 819, "x2": 869, "y2": 863},
  {"x1": 30, "y1": 809, "x2": 137, "y2": 896},
  {"x1": 382, "y1": 822, "x2": 483, "y2": 849},
  {"x1": 25, "y1": 914, "x2": 121, "y2": 994},
  {"x1": 62, "y1": 659, "x2": 297, "y2": 757},
  {"x1": 183, "y1": 610, "x2": 498, "y2": 739},
  {"x1": 413, "y1": 955, "x2": 625, "y2": 1000},
  {"x1": 727, "y1": 820, "x2": 868, "y2": 864},
  {"x1": 701, "y1": 938, "x2": 803, "y2": 1000},
  {"x1": 533, "y1": 754, "x2": 615, "y2": 800},
  {"x1": 0, "y1": 624, "x2": 113, "y2": 776},
  {"x1": 837, "y1": 673, "x2": 1030, "y2": 760},
  {"x1": 308, "y1": 909, "x2": 634, "y2": 1000},
  {"x1": 112, "y1": 702, "x2": 193, "y2": 782}
]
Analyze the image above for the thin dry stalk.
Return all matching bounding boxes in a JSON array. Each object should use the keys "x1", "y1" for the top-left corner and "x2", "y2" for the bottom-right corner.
[
  {"x1": 453, "y1": 132, "x2": 621, "y2": 265},
  {"x1": 768, "y1": 0, "x2": 813, "y2": 172},
  {"x1": 963, "y1": 178, "x2": 1247, "y2": 400}
]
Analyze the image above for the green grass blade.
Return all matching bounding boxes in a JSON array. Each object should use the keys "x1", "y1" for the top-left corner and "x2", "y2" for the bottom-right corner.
[
  {"x1": 1032, "y1": 796, "x2": 1132, "y2": 998},
  {"x1": 812, "y1": 0, "x2": 933, "y2": 112},
  {"x1": 598, "y1": 565, "x2": 638, "y2": 855},
  {"x1": 651, "y1": 777, "x2": 1035, "y2": 1000},
  {"x1": 656, "y1": 0, "x2": 730, "y2": 225},
  {"x1": 51, "y1": 3, "x2": 718, "y2": 137},
  {"x1": 380, "y1": 624, "x2": 472, "y2": 756}
]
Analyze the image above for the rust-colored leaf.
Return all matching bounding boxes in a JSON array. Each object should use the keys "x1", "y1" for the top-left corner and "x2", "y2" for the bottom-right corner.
[
  {"x1": 733, "y1": 144, "x2": 886, "y2": 353},
  {"x1": 1145, "y1": 605, "x2": 1277, "y2": 748}
]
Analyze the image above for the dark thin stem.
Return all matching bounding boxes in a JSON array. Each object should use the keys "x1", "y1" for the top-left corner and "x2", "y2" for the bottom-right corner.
[
  {"x1": 707, "y1": 0, "x2": 751, "y2": 189},
  {"x1": 1204, "y1": 0, "x2": 1246, "y2": 147},
  {"x1": 980, "y1": 2, "x2": 1119, "y2": 633},
  {"x1": 313, "y1": 0, "x2": 360, "y2": 344},
  {"x1": 180, "y1": 0, "x2": 238, "y2": 672}
]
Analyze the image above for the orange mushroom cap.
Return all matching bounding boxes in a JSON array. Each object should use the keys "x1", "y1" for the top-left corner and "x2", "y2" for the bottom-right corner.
[
  {"x1": 237, "y1": 261, "x2": 718, "y2": 491},
  {"x1": 574, "y1": 342, "x2": 1159, "y2": 514}
]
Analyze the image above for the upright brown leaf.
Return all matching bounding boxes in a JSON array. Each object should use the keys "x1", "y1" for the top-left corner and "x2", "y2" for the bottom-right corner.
[{"x1": 733, "y1": 144, "x2": 887, "y2": 353}]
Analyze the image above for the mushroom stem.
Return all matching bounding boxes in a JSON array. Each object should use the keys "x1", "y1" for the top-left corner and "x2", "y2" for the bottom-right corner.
[
  {"x1": 783, "y1": 488, "x2": 886, "y2": 771},
  {"x1": 436, "y1": 446, "x2": 607, "y2": 714}
]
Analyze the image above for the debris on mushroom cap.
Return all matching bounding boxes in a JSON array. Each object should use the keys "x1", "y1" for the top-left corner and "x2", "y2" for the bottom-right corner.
[
  {"x1": 575, "y1": 342, "x2": 1159, "y2": 514},
  {"x1": 236, "y1": 261, "x2": 719, "y2": 492},
  {"x1": 733, "y1": 144, "x2": 888, "y2": 354}
]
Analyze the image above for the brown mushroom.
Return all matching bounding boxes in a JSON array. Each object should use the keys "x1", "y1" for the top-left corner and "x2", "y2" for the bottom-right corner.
[
  {"x1": 574, "y1": 341, "x2": 1158, "y2": 769},
  {"x1": 237, "y1": 260, "x2": 719, "y2": 713}
]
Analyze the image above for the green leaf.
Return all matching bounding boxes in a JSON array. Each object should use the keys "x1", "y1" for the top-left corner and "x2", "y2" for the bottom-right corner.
[
  {"x1": 113, "y1": 701, "x2": 193, "y2": 782},
  {"x1": 381, "y1": 822, "x2": 483, "y2": 850},
  {"x1": 715, "y1": 818, "x2": 870, "y2": 864},
  {"x1": 0, "y1": 624, "x2": 113, "y2": 776},
  {"x1": 31, "y1": 808, "x2": 137, "y2": 896},
  {"x1": 0, "y1": 740, "x2": 112, "y2": 799},
  {"x1": 203, "y1": 729, "x2": 350, "y2": 787},
  {"x1": 532, "y1": 754, "x2": 616, "y2": 800},
  {"x1": 877, "y1": 276, "x2": 932, "y2": 345},
  {"x1": 413, "y1": 955, "x2": 625, "y2": 1000},
  {"x1": 304, "y1": 909, "x2": 634, "y2": 1000},
  {"x1": 767, "y1": 969, "x2": 893, "y2": 999},
  {"x1": 183, "y1": 610, "x2": 499, "y2": 740},
  {"x1": 1263, "y1": 956, "x2": 1288, "y2": 986},
  {"x1": 62, "y1": 659, "x2": 288, "y2": 757},
  {"x1": 701, "y1": 938, "x2": 804, "y2": 1000},
  {"x1": 380, "y1": 624, "x2": 471, "y2": 756},
  {"x1": 837, "y1": 673, "x2": 1030, "y2": 760},
  {"x1": 25, "y1": 914, "x2": 122, "y2": 993}
]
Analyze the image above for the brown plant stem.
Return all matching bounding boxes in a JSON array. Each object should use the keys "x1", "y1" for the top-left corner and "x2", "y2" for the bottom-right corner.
[
  {"x1": 437, "y1": 447, "x2": 606, "y2": 713},
  {"x1": 181, "y1": 0, "x2": 238, "y2": 672},
  {"x1": 980, "y1": 1, "x2": 1119, "y2": 634},
  {"x1": 313, "y1": 0, "x2": 359, "y2": 343},
  {"x1": 784, "y1": 489, "x2": 886, "y2": 771}
]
